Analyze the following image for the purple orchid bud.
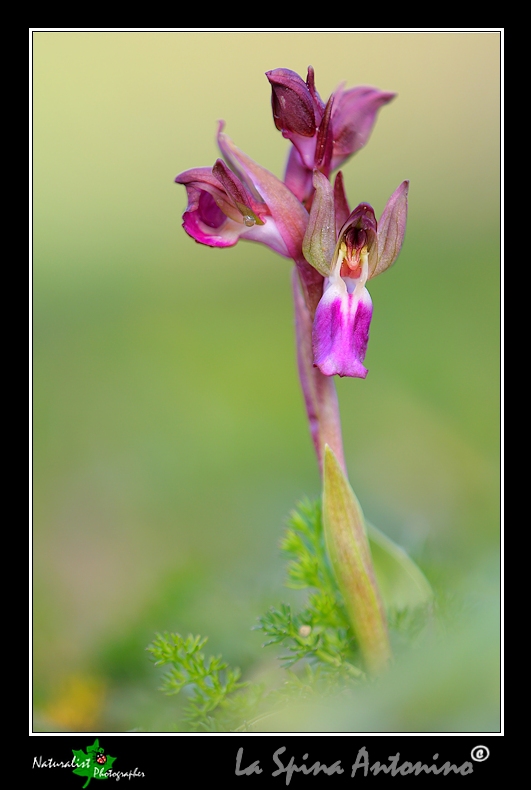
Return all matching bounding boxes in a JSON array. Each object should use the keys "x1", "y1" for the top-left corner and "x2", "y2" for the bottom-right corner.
[
  {"x1": 266, "y1": 67, "x2": 322, "y2": 172},
  {"x1": 266, "y1": 67, "x2": 317, "y2": 138},
  {"x1": 268, "y1": 68, "x2": 395, "y2": 207}
]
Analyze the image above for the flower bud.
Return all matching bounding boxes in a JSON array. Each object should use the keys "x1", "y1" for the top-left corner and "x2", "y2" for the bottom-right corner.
[{"x1": 266, "y1": 68, "x2": 317, "y2": 137}]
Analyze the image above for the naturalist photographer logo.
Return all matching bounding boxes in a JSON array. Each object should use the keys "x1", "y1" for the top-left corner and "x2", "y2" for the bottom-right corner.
[
  {"x1": 71, "y1": 739, "x2": 116, "y2": 786},
  {"x1": 32, "y1": 739, "x2": 145, "y2": 786}
]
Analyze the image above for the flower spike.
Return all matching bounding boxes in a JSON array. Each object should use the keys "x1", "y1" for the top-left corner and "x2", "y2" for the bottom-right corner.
[{"x1": 174, "y1": 66, "x2": 412, "y2": 683}]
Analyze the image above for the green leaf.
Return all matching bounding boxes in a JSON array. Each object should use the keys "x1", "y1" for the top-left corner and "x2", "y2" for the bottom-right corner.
[
  {"x1": 322, "y1": 445, "x2": 391, "y2": 675},
  {"x1": 72, "y1": 741, "x2": 116, "y2": 788},
  {"x1": 367, "y1": 521, "x2": 433, "y2": 611}
]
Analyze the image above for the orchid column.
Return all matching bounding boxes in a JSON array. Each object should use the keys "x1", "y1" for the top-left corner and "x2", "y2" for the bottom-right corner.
[{"x1": 175, "y1": 67, "x2": 408, "y2": 675}]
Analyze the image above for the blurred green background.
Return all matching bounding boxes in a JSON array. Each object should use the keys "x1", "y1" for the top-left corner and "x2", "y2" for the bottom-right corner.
[{"x1": 33, "y1": 31, "x2": 500, "y2": 732}]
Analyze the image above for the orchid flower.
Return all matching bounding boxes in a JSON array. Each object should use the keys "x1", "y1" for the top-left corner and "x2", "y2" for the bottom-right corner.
[
  {"x1": 175, "y1": 122, "x2": 309, "y2": 261},
  {"x1": 303, "y1": 171, "x2": 409, "y2": 378},
  {"x1": 266, "y1": 67, "x2": 395, "y2": 206}
]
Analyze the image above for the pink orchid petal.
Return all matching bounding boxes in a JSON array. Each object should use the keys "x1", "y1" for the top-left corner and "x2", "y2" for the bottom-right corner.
[
  {"x1": 312, "y1": 280, "x2": 373, "y2": 378},
  {"x1": 331, "y1": 87, "x2": 396, "y2": 170},
  {"x1": 284, "y1": 146, "x2": 314, "y2": 205},
  {"x1": 218, "y1": 127, "x2": 309, "y2": 261},
  {"x1": 333, "y1": 172, "x2": 350, "y2": 235},
  {"x1": 370, "y1": 180, "x2": 409, "y2": 279},
  {"x1": 175, "y1": 137, "x2": 300, "y2": 256}
]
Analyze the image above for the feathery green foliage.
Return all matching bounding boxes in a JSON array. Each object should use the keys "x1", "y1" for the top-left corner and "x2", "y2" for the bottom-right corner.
[
  {"x1": 147, "y1": 500, "x2": 362, "y2": 729},
  {"x1": 147, "y1": 498, "x2": 430, "y2": 731},
  {"x1": 256, "y1": 499, "x2": 364, "y2": 680},
  {"x1": 146, "y1": 632, "x2": 252, "y2": 731}
]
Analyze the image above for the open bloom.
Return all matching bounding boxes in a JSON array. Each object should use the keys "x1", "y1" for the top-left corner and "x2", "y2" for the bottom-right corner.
[
  {"x1": 175, "y1": 123, "x2": 308, "y2": 261},
  {"x1": 303, "y1": 172, "x2": 408, "y2": 378},
  {"x1": 266, "y1": 67, "x2": 395, "y2": 205}
]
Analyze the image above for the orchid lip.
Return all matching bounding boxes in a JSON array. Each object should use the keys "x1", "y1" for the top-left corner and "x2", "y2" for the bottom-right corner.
[
  {"x1": 312, "y1": 281, "x2": 373, "y2": 379},
  {"x1": 311, "y1": 244, "x2": 372, "y2": 379}
]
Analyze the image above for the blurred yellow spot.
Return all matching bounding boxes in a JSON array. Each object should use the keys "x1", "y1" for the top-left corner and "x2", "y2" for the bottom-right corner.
[
  {"x1": 44, "y1": 675, "x2": 106, "y2": 732},
  {"x1": 298, "y1": 625, "x2": 312, "y2": 638}
]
